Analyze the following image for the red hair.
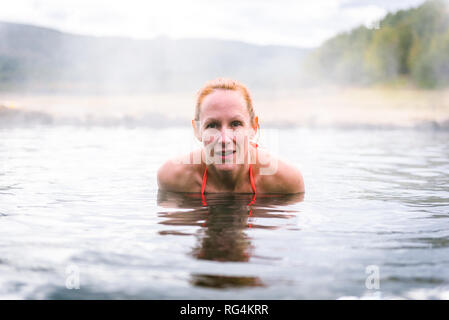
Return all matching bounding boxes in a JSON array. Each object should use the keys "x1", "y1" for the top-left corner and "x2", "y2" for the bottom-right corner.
[{"x1": 195, "y1": 78, "x2": 256, "y2": 123}]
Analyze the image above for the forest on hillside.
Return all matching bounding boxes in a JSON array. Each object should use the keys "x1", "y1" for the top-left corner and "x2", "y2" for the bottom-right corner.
[{"x1": 306, "y1": 0, "x2": 449, "y2": 88}]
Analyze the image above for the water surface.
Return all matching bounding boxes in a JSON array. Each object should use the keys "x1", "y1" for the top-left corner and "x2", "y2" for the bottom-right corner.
[{"x1": 0, "y1": 126, "x2": 448, "y2": 299}]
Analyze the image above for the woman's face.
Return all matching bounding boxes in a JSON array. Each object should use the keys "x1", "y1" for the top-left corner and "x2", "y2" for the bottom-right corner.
[{"x1": 196, "y1": 89, "x2": 256, "y2": 171}]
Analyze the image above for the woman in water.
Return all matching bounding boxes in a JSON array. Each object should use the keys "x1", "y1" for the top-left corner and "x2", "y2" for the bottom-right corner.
[{"x1": 157, "y1": 78, "x2": 305, "y2": 194}]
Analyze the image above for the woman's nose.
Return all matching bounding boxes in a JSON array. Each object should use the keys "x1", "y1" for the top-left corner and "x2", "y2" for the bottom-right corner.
[{"x1": 218, "y1": 128, "x2": 233, "y2": 145}]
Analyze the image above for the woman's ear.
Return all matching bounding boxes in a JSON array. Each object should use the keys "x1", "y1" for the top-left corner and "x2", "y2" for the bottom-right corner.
[
  {"x1": 253, "y1": 116, "x2": 259, "y2": 131},
  {"x1": 251, "y1": 116, "x2": 259, "y2": 137},
  {"x1": 192, "y1": 119, "x2": 202, "y2": 141}
]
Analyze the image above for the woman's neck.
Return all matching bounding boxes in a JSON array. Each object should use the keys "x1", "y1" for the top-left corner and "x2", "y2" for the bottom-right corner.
[
  {"x1": 202, "y1": 145, "x2": 257, "y2": 192},
  {"x1": 206, "y1": 163, "x2": 250, "y2": 192}
]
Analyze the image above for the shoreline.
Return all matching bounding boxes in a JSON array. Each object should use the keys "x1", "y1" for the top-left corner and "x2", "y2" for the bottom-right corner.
[{"x1": 1, "y1": 88, "x2": 448, "y2": 129}]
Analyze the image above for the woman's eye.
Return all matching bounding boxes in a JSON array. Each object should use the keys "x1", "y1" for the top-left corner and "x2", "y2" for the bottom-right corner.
[
  {"x1": 231, "y1": 121, "x2": 242, "y2": 127},
  {"x1": 206, "y1": 123, "x2": 217, "y2": 129}
]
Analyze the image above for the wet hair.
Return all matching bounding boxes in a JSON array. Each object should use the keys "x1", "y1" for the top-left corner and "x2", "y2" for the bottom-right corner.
[{"x1": 195, "y1": 78, "x2": 256, "y2": 124}]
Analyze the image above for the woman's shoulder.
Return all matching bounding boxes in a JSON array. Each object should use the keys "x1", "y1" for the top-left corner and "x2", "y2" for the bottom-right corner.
[
  {"x1": 157, "y1": 151, "x2": 203, "y2": 192},
  {"x1": 256, "y1": 150, "x2": 305, "y2": 194}
]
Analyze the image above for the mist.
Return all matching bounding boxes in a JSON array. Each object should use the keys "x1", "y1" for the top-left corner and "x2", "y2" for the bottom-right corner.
[{"x1": 1, "y1": 0, "x2": 448, "y2": 129}]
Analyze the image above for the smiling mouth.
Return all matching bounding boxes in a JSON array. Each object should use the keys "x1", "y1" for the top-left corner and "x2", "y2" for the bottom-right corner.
[{"x1": 219, "y1": 150, "x2": 236, "y2": 157}]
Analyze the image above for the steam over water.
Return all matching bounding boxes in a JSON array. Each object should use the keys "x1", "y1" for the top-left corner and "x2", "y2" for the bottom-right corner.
[{"x1": 1, "y1": 125, "x2": 449, "y2": 299}]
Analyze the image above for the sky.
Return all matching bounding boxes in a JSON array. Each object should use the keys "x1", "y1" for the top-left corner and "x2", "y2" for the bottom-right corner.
[{"x1": 0, "y1": 0, "x2": 429, "y2": 48}]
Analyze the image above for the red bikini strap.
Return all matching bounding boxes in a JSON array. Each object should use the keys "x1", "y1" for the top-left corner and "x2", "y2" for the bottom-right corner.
[
  {"x1": 249, "y1": 164, "x2": 257, "y2": 194},
  {"x1": 201, "y1": 166, "x2": 207, "y2": 195}
]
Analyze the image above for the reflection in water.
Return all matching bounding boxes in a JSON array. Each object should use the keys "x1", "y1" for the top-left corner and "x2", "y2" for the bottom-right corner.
[
  {"x1": 191, "y1": 274, "x2": 265, "y2": 289},
  {"x1": 157, "y1": 191, "x2": 303, "y2": 288}
]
